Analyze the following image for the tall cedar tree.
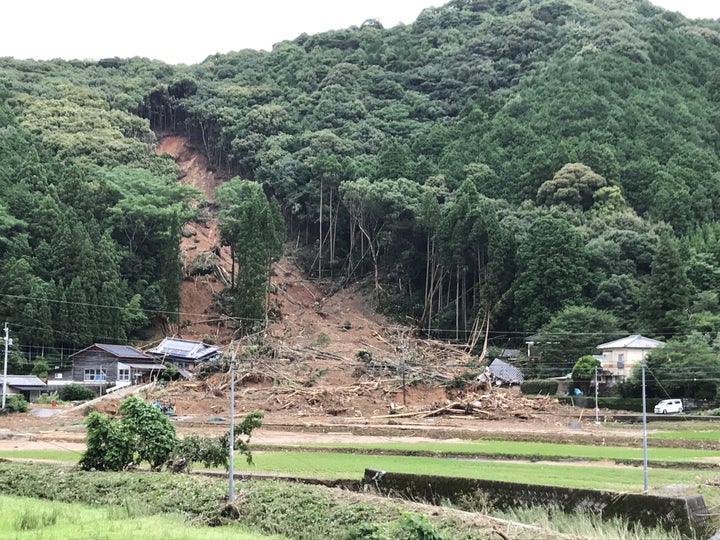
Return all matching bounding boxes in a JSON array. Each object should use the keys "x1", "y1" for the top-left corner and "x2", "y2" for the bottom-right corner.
[{"x1": 216, "y1": 178, "x2": 283, "y2": 329}]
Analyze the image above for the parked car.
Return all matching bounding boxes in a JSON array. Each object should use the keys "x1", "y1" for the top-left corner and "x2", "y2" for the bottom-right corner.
[{"x1": 654, "y1": 399, "x2": 683, "y2": 414}]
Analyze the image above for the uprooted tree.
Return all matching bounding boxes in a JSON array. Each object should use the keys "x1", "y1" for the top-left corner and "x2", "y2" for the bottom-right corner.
[{"x1": 80, "y1": 395, "x2": 263, "y2": 472}]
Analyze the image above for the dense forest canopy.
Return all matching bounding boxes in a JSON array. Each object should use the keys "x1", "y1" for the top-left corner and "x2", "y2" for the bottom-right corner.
[{"x1": 2, "y1": 0, "x2": 720, "y2": 376}]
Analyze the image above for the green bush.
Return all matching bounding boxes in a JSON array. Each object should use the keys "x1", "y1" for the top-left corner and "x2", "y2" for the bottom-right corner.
[
  {"x1": 34, "y1": 391, "x2": 61, "y2": 405},
  {"x1": 445, "y1": 372, "x2": 477, "y2": 390},
  {"x1": 520, "y1": 379, "x2": 559, "y2": 395},
  {"x1": 558, "y1": 396, "x2": 646, "y2": 412},
  {"x1": 355, "y1": 349, "x2": 373, "y2": 362},
  {"x1": 2, "y1": 395, "x2": 27, "y2": 413},
  {"x1": 60, "y1": 384, "x2": 97, "y2": 401},
  {"x1": 706, "y1": 407, "x2": 720, "y2": 416}
]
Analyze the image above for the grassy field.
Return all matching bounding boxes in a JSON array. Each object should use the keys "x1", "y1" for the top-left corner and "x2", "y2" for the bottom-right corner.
[
  {"x1": 1, "y1": 432, "x2": 716, "y2": 503},
  {"x1": 0, "y1": 495, "x2": 285, "y2": 539},
  {"x1": 240, "y1": 450, "x2": 714, "y2": 492},
  {"x1": 274, "y1": 439, "x2": 720, "y2": 461},
  {"x1": 3, "y1": 436, "x2": 717, "y2": 465}
]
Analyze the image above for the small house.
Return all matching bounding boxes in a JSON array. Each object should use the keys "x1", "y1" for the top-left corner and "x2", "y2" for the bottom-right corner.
[
  {"x1": 0, "y1": 375, "x2": 47, "y2": 402},
  {"x1": 69, "y1": 344, "x2": 165, "y2": 391},
  {"x1": 596, "y1": 334, "x2": 664, "y2": 387},
  {"x1": 146, "y1": 337, "x2": 221, "y2": 371}
]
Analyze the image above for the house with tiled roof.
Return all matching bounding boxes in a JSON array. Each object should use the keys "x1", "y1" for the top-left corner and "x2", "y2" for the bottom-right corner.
[
  {"x1": 0, "y1": 375, "x2": 47, "y2": 402},
  {"x1": 66, "y1": 344, "x2": 165, "y2": 391},
  {"x1": 146, "y1": 337, "x2": 221, "y2": 372},
  {"x1": 596, "y1": 334, "x2": 664, "y2": 386}
]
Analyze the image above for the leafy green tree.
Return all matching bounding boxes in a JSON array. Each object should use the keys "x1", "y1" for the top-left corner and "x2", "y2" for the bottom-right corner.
[
  {"x1": 60, "y1": 383, "x2": 96, "y2": 401},
  {"x1": 512, "y1": 215, "x2": 589, "y2": 333},
  {"x1": 340, "y1": 177, "x2": 423, "y2": 300},
  {"x1": 104, "y1": 166, "x2": 197, "y2": 321},
  {"x1": 638, "y1": 233, "x2": 692, "y2": 338},
  {"x1": 593, "y1": 274, "x2": 640, "y2": 325},
  {"x1": 79, "y1": 411, "x2": 133, "y2": 471},
  {"x1": 118, "y1": 396, "x2": 178, "y2": 471},
  {"x1": 536, "y1": 163, "x2": 608, "y2": 211},
  {"x1": 629, "y1": 333, "x2": 720, "y2": 400},
  {"x1": 572, "y1": 355, "x2": 601, "y2": 395},
  {"x1": 2, "y1": 395, "x2": 27, "y2": 413},
  {"x1": 216, "y1": 178, "x2": 284, "y2": 328},
  {"x1": 375, "y1": 138, "x2": 411, "y2": 179},
  {"x1": 532, "y1": 306, "x2": 621, "y2": 378},
  {"x1": 30, "y1": 359, "x2": 49, "y2": 379}
]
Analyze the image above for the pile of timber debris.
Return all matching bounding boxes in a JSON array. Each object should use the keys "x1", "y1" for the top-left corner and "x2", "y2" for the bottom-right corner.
[{"x1": 374, "y1": 388, "x2": 559, "y2": 422}]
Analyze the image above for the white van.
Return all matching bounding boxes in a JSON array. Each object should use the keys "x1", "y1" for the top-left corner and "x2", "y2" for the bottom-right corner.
[{"x1": 654, "y1": 399, "x2": 683, "y2": 414}]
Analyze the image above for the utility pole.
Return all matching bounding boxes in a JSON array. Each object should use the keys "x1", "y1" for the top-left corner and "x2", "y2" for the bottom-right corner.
[
  {"x1": 641, "y1": 359, "x2": 648, "y2": 492},
  {"x1": 228, "y1": 351, "x2": 236, "y2": 502},
  {"x1": 594, "y1": 367, "x2": 600, "y2": 425},
  {"x1": 401, "y1": 334, "x2": 407, "y2": 407},
  {"x1": 2, "y1": 324, "x2": 9, "y2": 409}
]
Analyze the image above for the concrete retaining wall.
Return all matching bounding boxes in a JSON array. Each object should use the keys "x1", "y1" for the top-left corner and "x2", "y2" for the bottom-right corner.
[{"x1": 364, "y1": 468, "x2": 709, "y2": 538}]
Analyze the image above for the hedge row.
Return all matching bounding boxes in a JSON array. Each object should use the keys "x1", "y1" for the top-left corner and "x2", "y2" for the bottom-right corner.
[
  {"x1": 520, "y1": 379, "x2": 558, "y2": 395},
  {"x1": 557, "y1": 396, "x2": 646, "y2": 412}
]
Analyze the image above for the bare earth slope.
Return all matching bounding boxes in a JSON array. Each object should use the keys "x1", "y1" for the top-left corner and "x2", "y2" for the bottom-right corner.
[{"x1": 1, "y1": 136, "x2": 580, "y2": 437}]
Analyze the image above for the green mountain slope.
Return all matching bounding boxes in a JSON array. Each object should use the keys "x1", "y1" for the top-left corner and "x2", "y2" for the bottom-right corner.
[{"x1": 1, "y1": 0, "x2": 720, "y2": 382}]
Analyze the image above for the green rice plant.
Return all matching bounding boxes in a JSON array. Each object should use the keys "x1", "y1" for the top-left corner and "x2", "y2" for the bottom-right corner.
[
  {"x1": 0, "y1": 495, "x2": 282, "y2": 539},
  {"x1": 289, "y1": 439, "x2": 720, "y2": 462},
  {"x1": 238, "y1": 450, "x2": 715, "y2": 492},
  {"x1": 14, "y1": 507, "x2": 59, "y2": 530}
]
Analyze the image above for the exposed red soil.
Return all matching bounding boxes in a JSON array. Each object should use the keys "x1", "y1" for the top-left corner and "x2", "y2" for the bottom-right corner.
[{"x1": 0, "y1": 136, "x2": 586, "y2": 444}]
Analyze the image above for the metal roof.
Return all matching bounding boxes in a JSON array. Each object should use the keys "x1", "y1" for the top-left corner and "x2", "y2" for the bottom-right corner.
[
  {"x1": 147, "y1": 338, "x2": 221, "y2": 361},
  {"x1": 489, "y1": 359, "x2": 524, "y2": 384},
  {"x1": 96, "y1": 344, "x2": 153, "y2": 359},
  {"x1": 0, "y1": 375, "x2": 47, "y2": 388},
  {"x1": 71, "y1": 344, "x2": 153, "y2": 359},
  {"x1": 122, "y1": 362, "x2": 165, "y2": 370},
  {"x1": 597, "y1": 335, "x2": 665, "y2": 350}
]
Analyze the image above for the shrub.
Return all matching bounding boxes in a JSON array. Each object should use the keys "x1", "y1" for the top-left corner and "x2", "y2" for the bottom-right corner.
[
  {"x1": 119, "y1": 396, "x2": 178, "y2": 471},
  {"x1": 707, "y1": 407, "x2": 720, "y2": 416},
  {"x1": 60, "y1": 384, "x2": 96, "y2": 401},
  {"x1": 2, "y1": 395, "x2": 27, "y2": 413},
  {"x1": 520, "y1": 379, "x2": 559, "y2": 395},
  {"x1": 394, "y1": 512, "x2": 447, "y2": 540},
  {"x1": 31, "y1": 359, "x2": 49, "y2": 379},
  {"x1": 194, "y1": 360, "x2": 228, "y2": 380},
  {"x1": 356, "y1": 349, "x2": 373, "y2": 362},
  {"x1": 558, "y1": 396, "x2": 646, "y2": 412},
  {"x1": 445, "y1": 372, "x2": 477, "y2": 390},
  {"x1": 34, "y1": 391, "x2": 61, "y2": 405},
  {"x1": 314, "y1": 333, "x2": 330, "y2": 347},
  {"x1": 158, "y1": 363, "x2": 180, "y2": 382},
  {"x1": 79, "y1": 411, "x2": 133, "y2": 471}
]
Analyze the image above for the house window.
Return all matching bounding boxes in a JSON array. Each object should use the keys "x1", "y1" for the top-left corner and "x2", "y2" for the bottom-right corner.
[
  {"x1": 84, "y1": 369, "x2": 106, "y2": 381},
  {"x1": 54, "y1": 373, "x2": 63, "y2": 379},
  {"x1": 617, "y1": 354, "x2": 624, "y2": 370},
  {"x1": 118, "y1": 369, "x2": 130, "y2": 381}
]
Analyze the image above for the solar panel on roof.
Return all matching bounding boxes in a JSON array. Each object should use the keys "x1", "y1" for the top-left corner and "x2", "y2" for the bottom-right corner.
[{"x1": 97, "y1": 344, "x2": 149, "y2": 358}]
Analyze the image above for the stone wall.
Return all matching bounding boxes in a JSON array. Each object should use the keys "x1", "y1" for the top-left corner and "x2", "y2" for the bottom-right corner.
[{"x1": 364, "y1": 469, "x2": 708, "y2": 538}]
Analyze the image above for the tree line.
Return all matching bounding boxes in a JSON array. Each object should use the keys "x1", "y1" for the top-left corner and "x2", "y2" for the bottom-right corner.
[{"x1": 1, "y1": 0, "x2": 720, "y2": 380}]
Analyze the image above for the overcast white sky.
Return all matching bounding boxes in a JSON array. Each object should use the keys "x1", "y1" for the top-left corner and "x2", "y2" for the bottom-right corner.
[{"x1": 1, "y1": 0, "x2": 718, "y2": 65}]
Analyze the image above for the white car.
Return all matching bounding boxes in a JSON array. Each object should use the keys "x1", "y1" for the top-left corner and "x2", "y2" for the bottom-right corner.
[{"x1": 654, "y1": 399, "x2": 683, "y2": 414}]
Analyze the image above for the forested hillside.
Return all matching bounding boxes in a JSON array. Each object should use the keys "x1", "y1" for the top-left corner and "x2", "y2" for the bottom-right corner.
[{"x1": 2, "y1": 0, "x2": 720, "y2": 377}]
